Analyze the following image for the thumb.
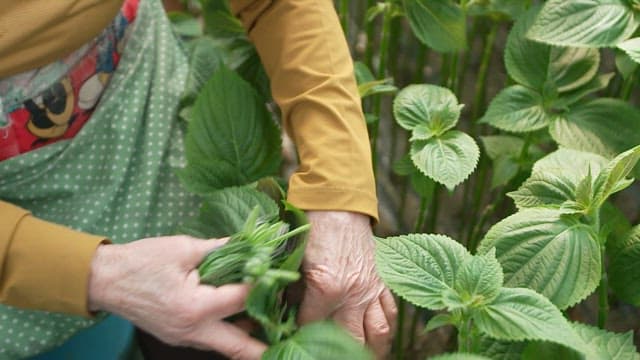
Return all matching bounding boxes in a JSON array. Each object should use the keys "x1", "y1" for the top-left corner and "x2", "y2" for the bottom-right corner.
[{"x1": 185, "y1": 237, "x2": 230, "y2": 266}]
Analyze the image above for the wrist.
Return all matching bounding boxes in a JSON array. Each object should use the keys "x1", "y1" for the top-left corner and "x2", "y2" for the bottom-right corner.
[{"x1": 87, "y1": 244, "x2": 121, "y2": 312}]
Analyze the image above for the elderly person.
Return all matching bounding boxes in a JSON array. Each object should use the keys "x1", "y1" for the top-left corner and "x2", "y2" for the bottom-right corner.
[{"x1": 0, "y1": 0, "x2": 396, "y2": 359}]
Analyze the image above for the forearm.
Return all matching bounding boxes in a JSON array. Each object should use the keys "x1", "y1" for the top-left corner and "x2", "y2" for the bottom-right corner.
[
  {"x1": 231, "y1": 0, "x2": 378, "y2": 220},
  {"x1": 0, "y1": 201, "x2": 106, "y2": 316}
]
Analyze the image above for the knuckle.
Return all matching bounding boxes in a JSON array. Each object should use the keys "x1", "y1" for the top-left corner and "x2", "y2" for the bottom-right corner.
[
  {"x1": 305, "y1": 268, "x2": 345, "y2": 300},
  {"x1": 226, "y1": 343, "x2": 247, "y2": 360},
  {"x1": 370, "y1": 321, "x2": 391, "y2": 337}
]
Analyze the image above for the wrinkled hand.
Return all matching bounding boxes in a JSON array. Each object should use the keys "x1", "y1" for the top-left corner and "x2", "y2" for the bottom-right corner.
[
  {"x1": 299, "y1": 211, "x2": 397, "y2": 358},
  {"x1": 87, "y1": 236, "x2": 266, "y2": 360}
]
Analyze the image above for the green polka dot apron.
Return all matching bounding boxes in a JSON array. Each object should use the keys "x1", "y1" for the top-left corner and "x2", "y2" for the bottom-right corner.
[{"x1": 0, "y1": 0, "x2": 200, "y2": 357}]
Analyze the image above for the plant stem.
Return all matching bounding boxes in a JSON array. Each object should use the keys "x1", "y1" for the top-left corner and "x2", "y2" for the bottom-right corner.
[
  {"x1": 370, "y1": 6, "x2": 393, "y2": 170},
  {"x1": 339, "y1": 0, "x2": 349, "y2": 39},
  {"x1": 407, "y1": 307, "x2": 421, "y2": 353},
  {"x1": 471, "y1": 22, "x2": 498, "y2": 125},
  {"x1": 440, "y1": 53, "x2": 451, "y2": 87},
  {"x1": 364, "y1": 0, "x2": 376, "y2": 69},
  {"x1": 457, "y1": 316, "x2": 473, "y2": 353},
  {"x1": 460, "y1": 23, "x2": 498, "y2": 240},
  {"x1": 598, "y1": 243, "x2": 609, "y2": 329},
  {"x1": 424, "y1": 185, "x2": 441, "y2": 233},
  {"x1": 413, "y1": 45, "x2": 429, "y2": 83},
  {"x1": 448, "y1": 53, "x2": 460, "y2": 91},
  {"x1": 464, "y1": 156, "x2": 489, "y2": 246},
  {"x1": 414, "y1": 196, "x2": 429, "y2": 234},
  {"x1": 394, "y1": 299, "x2": 406, "y2": 360},
  {"x1": 620, "y1": 69, "x2": 637, "y2": 101},
  {"x1": 456, "y1": 18, "x2": 478, "y2": 96}
]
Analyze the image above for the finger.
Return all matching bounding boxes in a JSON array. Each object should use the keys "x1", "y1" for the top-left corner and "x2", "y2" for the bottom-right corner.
[
  {"x1": 379, "y1": 288, "x2": 398, "y2": 335},
  {"x1": 186, "y1": 237, "x2": 231, "y2": 265},
  {"x1": 297, "y1": 285, "x2": 338, "y2": 325},
  {"x1": 331, "y1": 306, "x2": 366, "y2": 344},
  {"x1": 200, "y1": 321, "x2": 267, "y2": 360},
  {"x1": 195, "y1": 283, "x2": 252, "y2": 319},
  {"x1": 364, "y1": 299, "x2": 392, "y2": 359}
]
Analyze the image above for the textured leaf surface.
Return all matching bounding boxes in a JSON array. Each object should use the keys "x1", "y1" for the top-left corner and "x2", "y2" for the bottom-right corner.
[
  {"x1": 508, "y1": 172, "x2": 578, "y2": 209},
  {"x1": 592, "y1": 145, "x2": 640, "y2": 207},
  {"x1": 477, "y1": 336, "x2": 527, "y2": 360},
  {"x1": 550, "y1": 98, "x2": 640, "y2": 159},
  {"x1": 481, "y1": 135, "x2": 525, "y2": 160},
  {"x1": 393, "y1": 84, "x2": 462, "y2": 137},
  {"x1": 616, "y1": 48, "x2": 640, "y2": 77},
  {"x1": 481, "y1": 85, "x2": 552, "y2": 132},
  {"x1": 262, "y1": 322, "x2": 372, "y2": 360},
  {"x1": 181, "y1": 37, "x2": 223, "y2": 107},
  {"x1": 491, "y1": 156, "x2": 520, "y2": 189},
  {"x1": 179, "y1": 186, "x2": 279, "y2": 238},
  {"x1": 505, "y1": 6, "x2": 600, "y2": 92},
  {"x1": 523, "y1": 322, "x2": 640, "y2": 360},
  {"x1": 473, "y1": 288, "x2": 587, "y2": 354},
  {"x1": 404, "y1": 0, "x2": 466, "y2": 52},
  {"x1": 375, "y1": 234, "x2": 471, "y2": 310},
  {"x1": 532, "y1": 148, "x2": 608, "y2": 183},
  {"x1": 178, "y1": 67, "x2": 281, "y2": 193},
  {"x1": 572, "y1": 322, "x2": 640, "y2": 360},
  {"x1": 411, "y1": 131, "x2": 480, "y2": 190},
  {"x1": 479, "y1": 209, "x2": 601, "y2": 309},
  {"x1": 527, "y1": 0, "x2": 639, "y2": 47},
  {"x1": 610, "y1": 226, "x2": 640, "y2": 306},
  {"x1": 454, "y1": 249, "x2": 503, "y2": 306}
]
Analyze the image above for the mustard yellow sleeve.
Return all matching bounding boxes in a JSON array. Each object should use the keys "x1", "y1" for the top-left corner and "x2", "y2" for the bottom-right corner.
[
  {"x1": 0, "y1": 201, "x2": 106, "y2": 317},
  {"x1": 230, "y1": 0, "x2": 379, "y2": 221}
]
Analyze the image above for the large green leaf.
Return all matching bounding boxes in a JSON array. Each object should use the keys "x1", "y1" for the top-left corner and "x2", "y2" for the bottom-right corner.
[
  {"x1": 262, "y1": 322, "x2": 372, "y2": 360},
  {"x1": 375, "y1": 234, "x2": 471, "y2": 310},
  {"x1": 480, "y1": 85, "x2": 553, "y2": 133},
  {"x1": 403, "y1": 0, "x2": 466, "y2": 53},
  {"x1": 454, "y1": 249, "x2": 504, "y2": 307},
  {"x1": 200, "y1": 0, "x2": 245, "y2": 38},
  {"x1": 181, "y1": 37, "x2": 224, "y2": 108},
  {"x1": 549, "y1": 98, "x2": 640, "y2": 159},
  {"x1": 478, "y1": 209, "x2": 601, "y2": 309},
  {"x1": 178, "y1": 186, "x2": 279, "y2": 239},
  {"x1": 491, "y1": 156, "x2": 520, "y2": 189},
  {"x1": 527, "y1": 0, "x2": 640, "y2": 48},
  {"x1": 508, "y1": 172, "x2": 579, "y2": 210},
  {"x1": 177, "y1": 67, "x2": 281, "y2": 193},
  {"x1": 618, "y1": 37, "x2": 640, "y2": 64},
  {"x1": 411, "y1": 131, "x2": 480, "y2": 190},
  {"x1": 472, "y1": 288, "x2": 588, "y2": 355},
  {"x1": 505, "y1": 6, "x2": 600, "y2": 93},
  {"x1": 609, "y1": 225, "x2": 640, "y2": 306},
  {"x1": 168, "y1": 12, "x2": 203, "y2": 38},
  {"x1": 554, "y1": 73, "x2": 615, "y2": 108},
  {"x1": 481, "y1": 135, "x2": 526, "y2": 161},
  {"x1": 592, "y1": 145, "x2": 640, "y2": 207},
  {"x1": 393, "y1": 84, "x2": 463, "y2": 139},
  {"x1": 572, "y1": 322, "x2": 639, "y2": 360},
  {"x1": 522, "y1": 322, "x2": 640, "y2": 360},
  {"x1": 532, "y1": 148, "x2": 608, "y2": 183},
  {"x1": 476, "y1": 336, "x2": 527, "y2": 360},
  {"x1": 616, "y1": 48, "x2": 640, "y2": 78}
]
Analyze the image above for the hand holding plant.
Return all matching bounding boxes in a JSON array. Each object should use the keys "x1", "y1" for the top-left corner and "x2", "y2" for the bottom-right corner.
[
  {"x1": 87, "y1": 235, "x2": 267, "y2": 359},
  {"x1": 299, "y1": 211, "x2": 397, "y2": 359}
]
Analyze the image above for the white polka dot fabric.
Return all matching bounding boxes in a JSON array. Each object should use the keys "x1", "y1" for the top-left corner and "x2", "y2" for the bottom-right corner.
[{"x1": 0, "y1": 0, "x2": 200, "y2": 357}]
